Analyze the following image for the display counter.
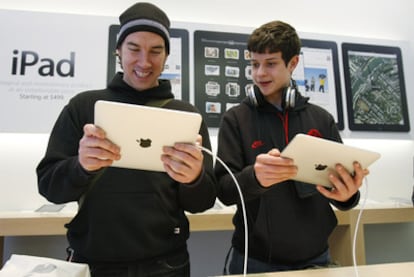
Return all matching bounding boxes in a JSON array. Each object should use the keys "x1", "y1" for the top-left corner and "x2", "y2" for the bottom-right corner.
[
  {"x1": 214, "y1": 261, "x2": 414, "y2": 277},
  {"x1": 1, "y1": 202, "x2": 413, "y2": 268}
]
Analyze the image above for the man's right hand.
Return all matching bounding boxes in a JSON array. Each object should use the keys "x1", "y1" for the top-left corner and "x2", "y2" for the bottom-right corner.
[
  {"x1": 78, "y1": 124, "x2": 121, "y2": 171},
  {"x1": 254, "y1": 148, "x2": 298, "y2": 188}
]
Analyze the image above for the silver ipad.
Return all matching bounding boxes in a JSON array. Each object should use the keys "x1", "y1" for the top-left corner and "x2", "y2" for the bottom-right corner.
[
  {"x1": 94, "y1": 100, "x2": 202, "y2": 172},
  {"x1": 281, "y1": 134, "x2": 381, "y2": 187}
]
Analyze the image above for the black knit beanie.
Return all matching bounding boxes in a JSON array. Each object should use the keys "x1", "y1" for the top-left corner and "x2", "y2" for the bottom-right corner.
[{"x1": 116, "y1": 2, "x2": 170, "y2": 54}]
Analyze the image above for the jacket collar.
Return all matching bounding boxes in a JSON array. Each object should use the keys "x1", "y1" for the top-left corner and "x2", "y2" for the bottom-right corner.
[{"x1": 108, "y1": 72, "x2": 175, "y2": 102}]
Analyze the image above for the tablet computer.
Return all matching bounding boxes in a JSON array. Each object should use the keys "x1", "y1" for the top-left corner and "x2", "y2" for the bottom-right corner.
[
  {"x1": 94, "y1": 100, "x2": 202, "y2": 172},
  {"x1": 281, "y1": 134, "x2": 381, "y2": 187}
]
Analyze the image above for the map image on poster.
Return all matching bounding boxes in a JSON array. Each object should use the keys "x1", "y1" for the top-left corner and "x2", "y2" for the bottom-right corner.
[
  {"x1": 107, "y1": 25, "x2": 189, "y2": 101},
  {"x1": 194, "y1": 30, "x2": 251, "y2": 128},
  {"x1": 342, "y1": 43, "x2": 410, "y2": 132}
]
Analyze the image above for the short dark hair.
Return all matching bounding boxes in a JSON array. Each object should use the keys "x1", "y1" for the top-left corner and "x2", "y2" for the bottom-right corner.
[{"x1": 247, "y1": 20, "x2": 301, "y2": 66}]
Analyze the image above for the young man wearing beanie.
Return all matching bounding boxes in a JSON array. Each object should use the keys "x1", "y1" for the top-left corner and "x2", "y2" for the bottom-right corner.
[{"x1": 37, "y1": 2, "x2": 217, "y2": 277}]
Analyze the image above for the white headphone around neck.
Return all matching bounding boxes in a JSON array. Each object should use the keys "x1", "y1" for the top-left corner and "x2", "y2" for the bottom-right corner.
[{"x1": 247, "y1": 79, "x2": 297, "y2": 110}]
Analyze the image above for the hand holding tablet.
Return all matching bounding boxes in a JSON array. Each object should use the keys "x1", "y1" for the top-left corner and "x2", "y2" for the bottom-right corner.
[{"x1": 281, "y1": 134, "x2": 381, "y2": 187}]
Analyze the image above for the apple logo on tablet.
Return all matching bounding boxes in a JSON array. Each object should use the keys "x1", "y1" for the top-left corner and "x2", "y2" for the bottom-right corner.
[
  {"x1": 314, "y1": 164, "x2": 327, "y2": 171},
  {"x1": 136, "y1": 138, "x2": 152, "y2": 148}
]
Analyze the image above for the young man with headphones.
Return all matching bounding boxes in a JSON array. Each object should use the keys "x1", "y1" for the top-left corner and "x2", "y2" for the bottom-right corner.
[{"x1": 215, "y1": 20, "x2": 369, "y2": 274}]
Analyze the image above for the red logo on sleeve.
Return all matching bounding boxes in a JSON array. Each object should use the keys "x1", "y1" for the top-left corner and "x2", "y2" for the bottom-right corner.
[
  {"x1": 307, "y1": 129, "x2": 322, "y2": 138},
  {"x1": 251, "y1": 140, "x2": 264, "y2": 149}
]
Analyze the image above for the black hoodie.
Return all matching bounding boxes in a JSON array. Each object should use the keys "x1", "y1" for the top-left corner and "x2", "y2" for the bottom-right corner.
[
  {"x1": 37, "y1": 73, "x2": 217, "y2": 263},
  {"x1": 215, "y1": 89, "x2": 359, "y2": 265}
]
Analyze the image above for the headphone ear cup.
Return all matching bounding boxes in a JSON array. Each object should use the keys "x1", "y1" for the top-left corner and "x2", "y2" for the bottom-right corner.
[
  {"x1": 289, "y1": 87, "x2": 296, "y2": 109},
  {"x1": 247, "y1": 85, "x2": 259, "y2": 106},
  {"x1": 284, "y1": 86, "x2": 296, "y2": 110}
]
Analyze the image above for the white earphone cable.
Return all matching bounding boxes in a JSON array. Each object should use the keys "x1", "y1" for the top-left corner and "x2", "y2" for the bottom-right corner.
[
  {"x1": 352, "y1": 176, "x2": 368, "y2": 277},
  {"x1": 199, "y1": 145, "x2": 367, "y2": 277},
  {"x1": 198, "y1": 145, "x2": 249, "y2": 276}
]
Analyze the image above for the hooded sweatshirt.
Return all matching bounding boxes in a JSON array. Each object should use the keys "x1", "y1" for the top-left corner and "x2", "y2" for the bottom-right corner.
[
  {"x1": 215, "y1": 90, "x2": 359, "y2": 265},
  {"x1": 37, "y1": 73, "x2": 217, "y2": 263}
]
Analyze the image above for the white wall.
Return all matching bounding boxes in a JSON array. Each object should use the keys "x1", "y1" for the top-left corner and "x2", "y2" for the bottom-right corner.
[
  {"x1": 0, "y1": 0, "x2": 412, "y2": 40},
  {"x1": 1, "y1": 0, "x2": 414, "y2": 276}
]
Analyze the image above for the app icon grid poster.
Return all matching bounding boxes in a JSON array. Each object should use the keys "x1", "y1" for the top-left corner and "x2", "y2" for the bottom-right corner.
[{"x1": 194, "y1": 30, "x2": 251, "y2": 128}]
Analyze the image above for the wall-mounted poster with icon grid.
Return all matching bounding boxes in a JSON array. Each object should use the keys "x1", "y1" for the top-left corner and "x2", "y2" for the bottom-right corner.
[{"x1": 194, "y1": 30, "x2": 251, "y2": 128}]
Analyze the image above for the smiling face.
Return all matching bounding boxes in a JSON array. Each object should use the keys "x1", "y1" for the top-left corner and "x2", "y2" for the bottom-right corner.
[
  {"x1": 117, "y1": 31, "x2": 168, "y2": 91},
  {"x1": 250, "y1": 51, "x2": 298, "y2": 105}
]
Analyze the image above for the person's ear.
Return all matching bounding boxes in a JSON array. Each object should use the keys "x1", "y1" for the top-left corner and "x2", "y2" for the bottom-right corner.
[
  {"x1": 288, "y1": 55, "x2": 299, "y2": 72},
  {"x1": 115, "y1": 49, "x2": 123, "y2": 69}
]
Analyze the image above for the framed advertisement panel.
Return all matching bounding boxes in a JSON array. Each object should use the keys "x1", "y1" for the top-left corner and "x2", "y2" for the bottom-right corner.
[
  {"x1": 194, "y1": 30, "x2": 251, "y2": 128},
  {"x1": 342, "y1": 43, "x2": 410, "y2": 132},
  {"x1": 294, "y1": 39, "x2": 344, "y2": 130}
]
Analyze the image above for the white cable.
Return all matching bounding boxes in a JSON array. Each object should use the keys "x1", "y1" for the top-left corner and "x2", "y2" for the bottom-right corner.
[
  {"x1": 198, "y1": 145, "x2": 249, "y2": 276},
  {"x1": 200, "y1": 145, "x2": 370, "y2": 276},
  {"x1": 351, "y1": 177, "x2": 368, "y2": 277}
]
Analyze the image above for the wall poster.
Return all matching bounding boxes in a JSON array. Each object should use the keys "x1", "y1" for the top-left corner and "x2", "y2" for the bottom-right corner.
[
  {"x1": 194, "y1": 30, "x2": 251, "y2": 128},
  {"x1": 342, "y1": 43, "x2": 410, "y2": 132},
  {"x1": 0, "y1": 9, "x2": 112, "y2": 133},
  {"x1": 293, "y1": 39, "x2": 344, "y2": 130}
]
